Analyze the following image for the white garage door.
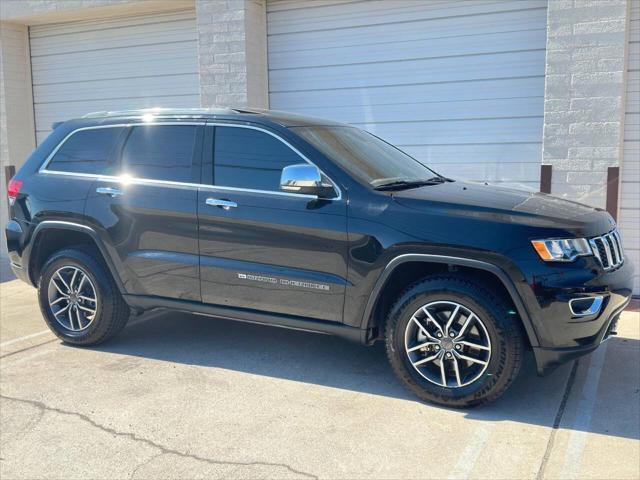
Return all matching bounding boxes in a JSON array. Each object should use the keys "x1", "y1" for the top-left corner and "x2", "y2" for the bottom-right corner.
[
  {"x1": 267, "y1": 0, "x2": 547, "y2": 190},
  {"x1": 30, "y1": 10, "x2": 200, "y2": 144},
  {"x1": 621, "y1": 3, "x2": 640, "y2": 295}
]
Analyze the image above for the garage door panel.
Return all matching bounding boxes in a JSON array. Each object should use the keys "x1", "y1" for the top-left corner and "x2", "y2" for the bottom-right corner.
[
  {"x1": 620, "y1": 5, "x2": 640, "y2": 294},
  {"x1": 628, "y1": 40, "x2": 639, "y2": 71},
  {"x1": 280, "y1": 97, "x2": 542, "y2": 125},
  {"x1": 403, "y1": 143, "x2": 542, "y2": 164},
  {"x1": 268, "y1": 0, "x2": 546, "y2": 35},
  {"x1": 269, "y1": 8, "x2": 547, "y2": 54},
  {"x1": 30, "y1": 24, "x2": 196, "y2": 56},
  {"x1": 270, "y1": 50, "x2": 545, "y2": 92},
  {"x1": 32, "y1": 60, "x2": 197, "y2": 85},
  {"x1": 33, "y1": 75, "x2": 199, "y2": 104},
  {"x1": 361, "y1": 118, "x2": 543, "y2": 146},
  {"x1": 31, "y1": 45, "x2": 198, "y2": 85},
  {"x1": 269, "y1": 25, "x2": 545, "y2": 70},
  {"x1": 31, "y1": 9, "x2": 200, "y2": 143},
  {"x1": 625, "y1": 113, "x2": 640, "y2": 141},
  {"x1": 30, "y1": 11, "x2": 196, "y2": 40},
  {"x1": 270, "y1": 78, "x2": 545, "y2": 113},
  {"x1": 268, "y1": 0, "x2": 545, "y2": 191},
  {"x1": 427, "y1": 162, "x2": 540, "y2": 184}
]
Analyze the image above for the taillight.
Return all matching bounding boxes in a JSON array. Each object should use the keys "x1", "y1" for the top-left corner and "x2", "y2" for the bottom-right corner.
[{"x1": 7, "y1": 178, "x2": 23, "y2": 206}]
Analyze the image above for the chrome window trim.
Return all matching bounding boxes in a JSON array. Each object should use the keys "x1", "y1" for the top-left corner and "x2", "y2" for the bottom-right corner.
[
  {"x1": 39, "y1": 121, "x2": 342, "y2": 201},
  {"x1": 40, "y1": 171, "x2": 320, "y2": 199}
]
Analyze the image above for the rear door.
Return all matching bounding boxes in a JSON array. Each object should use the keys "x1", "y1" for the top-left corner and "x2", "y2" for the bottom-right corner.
[
  {"x1": 85, "y1": 123, "x2": 203, "y2": 301},
  {"x1": 197, "y1": 123, "x2": 348, "y2": 322}
]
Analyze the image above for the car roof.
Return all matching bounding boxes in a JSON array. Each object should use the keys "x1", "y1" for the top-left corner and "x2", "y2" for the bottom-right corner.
[{"x1": 72, "y1": 107, "x2": 345, "y2": 128}]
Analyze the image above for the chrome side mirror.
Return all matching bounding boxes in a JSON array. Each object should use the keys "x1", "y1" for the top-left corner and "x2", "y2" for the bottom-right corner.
[{"x1": 280, "y1": 164, "x2": 335, "y2": 198}]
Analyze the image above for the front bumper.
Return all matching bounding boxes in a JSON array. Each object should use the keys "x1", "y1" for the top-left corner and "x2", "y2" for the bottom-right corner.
[
  {"x1": 532, "y1": 294, "x2": 630, "y2": 375},
  {"x1": 527, "y1": 256, "x2": 634, "y2": 375}
]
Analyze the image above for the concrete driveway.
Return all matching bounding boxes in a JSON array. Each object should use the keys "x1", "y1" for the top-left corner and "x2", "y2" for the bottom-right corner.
[{"x1": 1, "y1": 263, "x2": 639, "y2": 479}]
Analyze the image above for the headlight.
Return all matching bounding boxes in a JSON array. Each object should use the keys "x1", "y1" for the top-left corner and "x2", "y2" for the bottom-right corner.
[{"x1": 531, "y1": 238, "x2": 591, "y2": 262}]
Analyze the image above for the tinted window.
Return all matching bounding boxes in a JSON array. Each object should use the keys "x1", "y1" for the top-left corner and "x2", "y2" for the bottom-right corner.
[
  {"x1": 121, "y1": 125, "x2": 197, "y2": 182},
  {"x1": 47, "y1": 127, "x2": 123, "y2": 175},
  {"x1": 292, "y1": 126, "x2": 438, "y2": 188},
  {"x1": 214, "y1": 127, "x2": 303, "y2": 191}
]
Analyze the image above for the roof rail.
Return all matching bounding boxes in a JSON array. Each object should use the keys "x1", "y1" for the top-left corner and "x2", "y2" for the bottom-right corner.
[{"x1": 81, "y1": 107, "x2": 239, "y2": 118}]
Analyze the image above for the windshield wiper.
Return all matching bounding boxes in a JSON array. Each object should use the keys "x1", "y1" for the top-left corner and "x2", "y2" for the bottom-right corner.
[{"x1": 373, "y1": 177, "x2": 447, "y2": 191}]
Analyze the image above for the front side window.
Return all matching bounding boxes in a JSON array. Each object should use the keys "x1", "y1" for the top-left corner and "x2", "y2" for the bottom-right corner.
[
  {"x1": 291, "y1": 126, "x2": 440, "y2": 188},
  {"x1": 47, "y1": 127, "x2": 123, "y2": 175},
  {"x1": 121, "y1": 125, "x2": 197, "y2": 183},
  {"x1": 214, "y1": 126, "x2": 304, "y2": 191}
]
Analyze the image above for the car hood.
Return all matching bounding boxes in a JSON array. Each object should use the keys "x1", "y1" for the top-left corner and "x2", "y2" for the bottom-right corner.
[{"x1": 391, "y1": 181, "x2": 614, "y2": 237}]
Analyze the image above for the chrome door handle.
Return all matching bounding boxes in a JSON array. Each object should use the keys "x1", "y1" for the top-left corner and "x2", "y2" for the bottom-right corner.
[
  {"x1": 206, "y1": 198, "x2": 237, "y2": 210},
  {"x1": 96, "y1": 187, "x2": 123, "y2": 197}
]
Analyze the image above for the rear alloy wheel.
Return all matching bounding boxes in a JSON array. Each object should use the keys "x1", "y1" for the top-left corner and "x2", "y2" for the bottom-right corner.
[
  {"x1": 47, "y1": 266, "x2": 99, "y2": 332},
  {"x1": 38, "y1": 247, "x2": 129, "y2": 345}
]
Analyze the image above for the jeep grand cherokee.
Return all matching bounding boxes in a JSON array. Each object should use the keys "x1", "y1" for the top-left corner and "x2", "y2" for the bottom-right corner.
[{"x1": 5, "y1": 108, "x2": 634, "y2": 407}]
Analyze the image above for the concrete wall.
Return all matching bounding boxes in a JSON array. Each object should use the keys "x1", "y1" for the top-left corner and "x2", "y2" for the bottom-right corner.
[
  {"x1": 0, "y1": 22, "x2": 36, "y2": 259},
  {"x1": 542, "y1": 0, "x2": 631, "y2": 210},
  {"x1": 196, "y1": 0, "x2": 268, "y2": 108}
]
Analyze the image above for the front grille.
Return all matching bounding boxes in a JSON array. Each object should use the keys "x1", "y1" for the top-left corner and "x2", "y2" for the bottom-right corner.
[{"x1": 589, "y1": 229, "x2": 624, "y2": 271}]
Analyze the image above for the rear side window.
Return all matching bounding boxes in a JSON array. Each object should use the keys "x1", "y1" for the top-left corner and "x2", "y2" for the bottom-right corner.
[
  {"x1": 46, "y1": 127, "x2": 123, "y2": 175},
  {"x1": 121, "y1": 125, "x2": 198, "y2": 183},
  {"x1": 214, "y1": 126, "x2": 303, "y2": 191}
]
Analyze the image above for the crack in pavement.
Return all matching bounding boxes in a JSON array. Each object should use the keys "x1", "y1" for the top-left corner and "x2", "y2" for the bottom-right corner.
[
  {"x1": 536, "y1": 360, "x2": 580, "y2": 480},
  {"x1": 129, "y1": 451, "x2": 165, "y2": 480},
  {"x1": 0, "y1": 339, "x2": 58, "y2": 359},
  {"x1": 1, "y1": 394, "x2": 318, "y2": 480}
]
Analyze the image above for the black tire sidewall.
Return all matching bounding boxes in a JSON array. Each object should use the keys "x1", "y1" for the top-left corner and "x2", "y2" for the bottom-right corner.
[
  {"x1": 386, "y1": 277, "x2": 522, "y2": 407},
  {"x1": 38, "y1": 249, "x2": 118, "y2": 344}
]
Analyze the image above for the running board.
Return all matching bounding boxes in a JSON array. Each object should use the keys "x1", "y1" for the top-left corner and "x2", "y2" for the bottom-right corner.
[{"x1": 123, "y1": 294, "x2": 363, "y2": 343}]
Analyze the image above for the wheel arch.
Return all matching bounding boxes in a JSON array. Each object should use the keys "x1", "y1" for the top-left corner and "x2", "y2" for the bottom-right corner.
[
  {"x1": 361, "y1": 254, "x2": 539, "y2": 347},
  {"x1": 27, "y1": 221, "x2": 125, "y2": 293}
]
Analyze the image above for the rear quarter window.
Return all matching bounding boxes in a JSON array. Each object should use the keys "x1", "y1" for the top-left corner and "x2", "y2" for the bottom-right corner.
[{"x1": 46, "y1": 127, "x2": 124, "y2": 175}]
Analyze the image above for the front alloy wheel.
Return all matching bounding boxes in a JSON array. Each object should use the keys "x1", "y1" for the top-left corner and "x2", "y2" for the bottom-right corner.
[
  {"x1": 385, "y1": 274, "x2": 525, "y2": 408},
  {"x1": 404, "y1": 301, "x2": 491, "y2": 388}
]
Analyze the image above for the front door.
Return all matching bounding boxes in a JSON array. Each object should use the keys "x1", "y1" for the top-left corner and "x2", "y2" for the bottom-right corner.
[
  {"x1": 85, "y1": 123, "x2": 204, "y2": 301},
  {"x1": 197, "y1": 123, "x2": 348, "y2": 322}
]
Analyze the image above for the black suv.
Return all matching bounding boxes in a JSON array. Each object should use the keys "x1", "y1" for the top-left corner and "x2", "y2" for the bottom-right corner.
[{"x1": 5, "y1": 108, "x2": 634, "y2": 407}]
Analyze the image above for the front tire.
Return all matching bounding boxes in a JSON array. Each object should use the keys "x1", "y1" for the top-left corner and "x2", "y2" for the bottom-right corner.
[
  {"x1": 37, "y1": 247, "x2": 129, "y2": 345},
  {"x1": 385, "y1": 274, "x2": 525, "y2": 408}
]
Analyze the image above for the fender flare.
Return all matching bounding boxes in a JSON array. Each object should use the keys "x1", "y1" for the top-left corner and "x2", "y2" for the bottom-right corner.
[
  {"x1": 360, "y1": 254, "x2": 539, "y2": 347},
  {"x1": 26, "y1": 220, "x2": 126, "y2": 292}
]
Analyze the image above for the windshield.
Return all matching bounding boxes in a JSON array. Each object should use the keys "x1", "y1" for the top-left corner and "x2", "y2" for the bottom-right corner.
[{"x1": 291, "y1": 126, "x2": 442, "y2": 188}]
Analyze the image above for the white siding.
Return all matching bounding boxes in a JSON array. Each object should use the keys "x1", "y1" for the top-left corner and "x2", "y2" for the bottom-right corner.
[
  {"x1": 267, "y1": 0, "x2": 547, "y2": 190},
  {"x1": 30, "y1": 10, "x2": 200, "y2": 144},
  {"x1": 621, "y1": 3, "x2": 640, "y2": 295}
]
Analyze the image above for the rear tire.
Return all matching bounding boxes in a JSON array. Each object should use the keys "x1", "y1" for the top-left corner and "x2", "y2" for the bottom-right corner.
[
  {"x1": 385, "y1": 274, "x2": 524, "y2": 408},
  {"x1": 37, "y1": 247, "x2": 129, "y2": 345}
]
